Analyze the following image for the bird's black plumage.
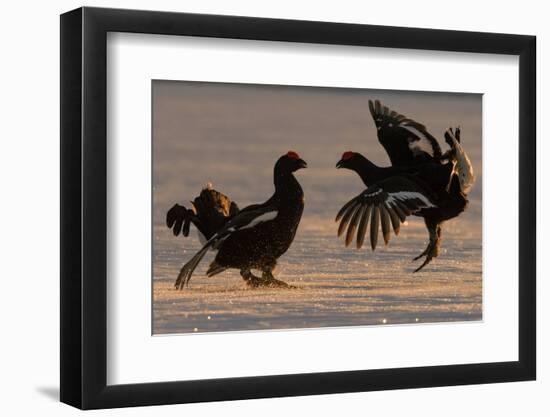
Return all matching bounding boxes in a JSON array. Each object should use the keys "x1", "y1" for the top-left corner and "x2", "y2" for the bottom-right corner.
[
  {"x1": 336, "y1": 100, "x2": 473, "y2": 272},
  {"x1": 170, "y1": 152, "x2": 307, "y2": 289},
  {"x1": 336, "y1": 175, "x2": 438, "y2": 250},
  {"x1": 166, "y1": 187, "x2": 239, "y2": 242}
]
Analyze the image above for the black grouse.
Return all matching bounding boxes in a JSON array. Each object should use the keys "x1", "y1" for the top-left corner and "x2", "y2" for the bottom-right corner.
[
  {"x1": 168, "y1": 151, "x2": 307, "y2": 289},
  {"x1": 335, "y1": 99, "x2": 474, "y2": 272}
]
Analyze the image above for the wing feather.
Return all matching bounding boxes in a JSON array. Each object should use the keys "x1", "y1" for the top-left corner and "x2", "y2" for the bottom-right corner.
[
  {"x1": 356, "y1": 205, "x2": 371, "y2": 249},
  {"x1": 346, "y1": 204, "x2": 364, "y2": 246},
  {"x1": 336, "y1": 198, "x2": 357, "y2": 222},
  {"x1": 368, "y1": 99, "x2": 442, "y2": 167},
  {"x1": 385, "y1": 203, "x2": 401, "y2": 235},
  {"x1": 368, "y1": 99, "x2": 376, "y2": 119},
  {"x1": 379, "y1": 203, "x2": 391, "y2": 245},
  {"x1": 338, "y1": 203, "x2": 360, "y2": 237},
  {"x1": 395, "y1": 200, "x2": 412, "y2": 216},
  {"x1": 336, "y1": 175, "x2": 437, "y2": 250},
  {"x1": 370, "y1": 205, "x2": 380, "y2": 250},
  {"x1": 389, "y1": 202, "x2": 407, "y2": 222}
]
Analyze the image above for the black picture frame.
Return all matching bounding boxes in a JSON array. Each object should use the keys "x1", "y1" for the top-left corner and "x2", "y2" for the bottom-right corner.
[{"x1": 60, "y1": 6, "x2": 536, "y2": 410}]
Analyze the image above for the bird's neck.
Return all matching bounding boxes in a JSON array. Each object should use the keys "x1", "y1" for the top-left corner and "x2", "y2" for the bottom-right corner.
[
  {"x1": 353, "y1": 156, "x2": 382, "y2": 186},
  {"x1": 273, "y1": 172, "x2": 304, "y2": 203}
]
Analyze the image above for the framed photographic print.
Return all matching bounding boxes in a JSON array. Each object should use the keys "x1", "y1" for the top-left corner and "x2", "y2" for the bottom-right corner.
[{"x1": 60, "y1": 6, "x2": 536, "y2": 409}]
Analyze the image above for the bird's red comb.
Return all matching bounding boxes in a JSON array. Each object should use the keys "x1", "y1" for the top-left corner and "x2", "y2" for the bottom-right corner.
[
  {"x1": 286, "y1": 151, "x2": 301, "y2": 160},
  {"x1": 341, "y1": 151, "x2": 355, "y2": 160}
]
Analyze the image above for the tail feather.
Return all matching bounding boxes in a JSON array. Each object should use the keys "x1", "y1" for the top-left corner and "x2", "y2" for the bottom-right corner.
[
  {"x1": 171, "y1": 187, "x2": 239, "y2": 289},
  {"x1": 206, "y1": 261, "x2": 227, "y2": 277},
  {"x1": 174, "y1": 245, "x2": 210, "y2": 290},
  {"x1": 192, "y1": 188, "x2": 239, "y2": 239},
  {"x1": 444, "y1": 127, "x2": 475, "y2": 194},
  {"x1": 166, "y1": 204, "x2": 195, "y2": 237}
]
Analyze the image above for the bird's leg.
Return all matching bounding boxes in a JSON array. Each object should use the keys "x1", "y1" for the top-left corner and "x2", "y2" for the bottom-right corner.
[
  {"x1": 240, "y1": 268, "x2": 265, "y2": 288},
  {"x1": 413, "y1": 221, "x2": 441, "y2": 272},
  {"x1": 261, "y1": 269, "x2": 295, "y2": 289},
  {"x1": 413, "y1": 220, "x2": 435, "y2": 260}
]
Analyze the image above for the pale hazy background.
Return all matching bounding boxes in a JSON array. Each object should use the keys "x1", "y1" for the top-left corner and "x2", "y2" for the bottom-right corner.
[{"x1": 152, "y1": 80, "x2": 482, "y2": 334}]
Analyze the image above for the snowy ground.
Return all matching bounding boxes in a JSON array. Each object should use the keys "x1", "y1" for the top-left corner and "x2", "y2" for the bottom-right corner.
[{"x1": 152, "y1": 82, "x2": 482, "y2": 334}]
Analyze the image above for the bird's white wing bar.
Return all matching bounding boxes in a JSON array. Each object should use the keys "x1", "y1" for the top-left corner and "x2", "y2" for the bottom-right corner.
[
  {"x1": 205, "y1": 207, "x2": 277, "y2": 242},
  {"x1": 336, "y1": 176, "x2": 437, "y2": 251},
  {"x1": 227, "y1": 211, "x2": 278, "y2": 231},
  {"x1": 402, "y1": 126, "x2": 438, "y2": 156},
  {"x1": 386, "y1": 191, "x2": 436, "y2": 208}
]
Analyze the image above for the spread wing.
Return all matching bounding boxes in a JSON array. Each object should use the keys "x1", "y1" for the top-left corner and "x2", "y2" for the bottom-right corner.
[
  {"x1": 369, "y1": 99, "x2": 442, "y2": 167},
  {"x1": 336, "y1": 176, "x2": 437, "y2": 250},
  {"x1": 174, "y1": 202, "x2": 278, "y2": 289}
]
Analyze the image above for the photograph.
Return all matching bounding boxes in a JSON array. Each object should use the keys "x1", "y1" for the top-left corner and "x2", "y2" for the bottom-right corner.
[
  {"x1": 1, "y1": 0, "x2": 540, "y2": 413},
  {"x1": 152, "y1": 81, "x2": 482, "y2": 335}
]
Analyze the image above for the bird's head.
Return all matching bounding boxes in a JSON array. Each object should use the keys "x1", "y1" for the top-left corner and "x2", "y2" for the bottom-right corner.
[
  {"x1": 336, "y1": 151, "x2": 364, "y2": 170},
  {"x1": 275, "y1": 151, "x2": 308, "y2": 174}
]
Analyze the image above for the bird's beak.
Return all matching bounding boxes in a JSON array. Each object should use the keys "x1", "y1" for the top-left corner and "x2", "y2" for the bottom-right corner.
[
  {"x1": 336, "y1": 159, "x2": 344, "y2": 169},
  {"x1": 298, "y1": 159, "x2": 308, "y2": 169}
]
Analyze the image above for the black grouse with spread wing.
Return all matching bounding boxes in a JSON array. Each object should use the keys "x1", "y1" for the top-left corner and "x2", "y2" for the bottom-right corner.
[
  {"x1": 335, "y1": 100, "x2": 474, "y2": 272},
  {"x1": 169, "y1": 151, "x2": 307, "y2": 289}
]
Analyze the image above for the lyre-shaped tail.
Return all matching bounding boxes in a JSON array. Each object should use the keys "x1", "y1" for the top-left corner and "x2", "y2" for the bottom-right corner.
[{"x1": 174, "y1": 244, "x2": 211, "y2": 290}]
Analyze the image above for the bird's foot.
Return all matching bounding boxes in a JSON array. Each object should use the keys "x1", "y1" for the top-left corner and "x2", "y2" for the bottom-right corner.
[
  {"x1": 262, "y1": 271, "x2": 296, "y2": 288},
  {"x1": 412, "y1": 241, "x2": 440, "y2": 273},
  {"x1": 246, "y1": 277, "x2": 296, "y2": 289},
  {"x1": 241, "y1": 269, "x2": 295, "y2": 289},
  {"x1": 244, "y1": 275, "x2": 266, "y2": 288},
  {"x1": 413, "y1": 247, "x2": 429, "y2": 261},
  {"x1": 246, "y1": 276, "x2": 295, "y2": 289},
  {"x1": 264, "y1": 277, "x2": 296, "y2": 289},
  {"x1": 244, "y1": 271, "x2": 295, "y2": 289}
]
